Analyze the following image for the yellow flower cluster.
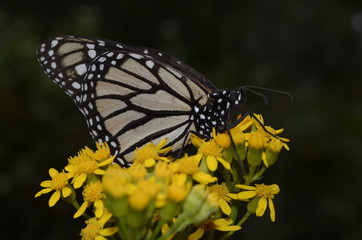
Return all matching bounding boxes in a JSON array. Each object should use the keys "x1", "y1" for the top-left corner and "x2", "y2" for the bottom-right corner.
[{"x1": 35, "y1": 113, "x2": 289, "y2": 240}]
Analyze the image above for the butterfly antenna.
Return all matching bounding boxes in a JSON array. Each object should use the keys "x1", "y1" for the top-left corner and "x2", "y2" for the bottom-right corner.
[
  {"x1": 244, "y1": 85, "x2": 294, "y2": 102},
  {"x1": 243, "y1": 87, "x2": 269, "y2": 106}
]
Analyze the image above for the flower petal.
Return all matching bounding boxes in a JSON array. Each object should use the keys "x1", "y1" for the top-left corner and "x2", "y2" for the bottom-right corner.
[
  {"x1": 49, "y1": 168, "x2": 59, "y2": 178},
  {"x1": 206, "y1": 155, "x2": 218, "y2": 172},
  {"x1": 188, "y1": 228, "x2": 204, "y2": 240},
  {"x1": 145, "y1": 158, "x2": 156, "y2": 168},
  {"x1": 237, "y1": 191, "x2": 256, "y2": 200},
  {"x1": 270, "y1": 184, "x2": 280, "y2": 194},
  {"x1": 262, "y1": 152, "x2": 268, "y2": 167},
  {"x1": 49, "y1": 190, "x2": 60, "y2": 207},
  {"x1": 74, "y1": 201, "x2": 88, "y2": 218},
  {"x1": 268, "y1": 198, "x2": 276, "y2": 222},
  {"x1": 94, "y1": 200, "x2": 104, "y2": 218},
  {"x1": 40, "y1": 180, "x2": 52, "y2": 187},
  {"x1": 73, "y1": 173, "x2": 87, "y2": 189},
  {"x1": 35, "y1": 188, "x2": 53, "y2": 197},
  {"x1": 93, "y1": 169, "x2": 106, "y2": 175},
  {"x1": 100, "y1": 227, "x2": 119, "y2": 236},
  {"x1": 95, "y1": 235, "x2": 107, "y2": 240},
  {"x1": 217, "y1": 157, "x2": 230, "y2": 170},
  {"x1": 214, "y1": 225, "x2": 241, "y2": 231},
  {"x1": 193, "y1": 172, "x2": 217, "y2": 184},
  {"x1": 256, "y1": 197, "x2": 267, "y2": 217},
  {"x1": 235, "y1": 184, "x2": 256, "y2": 190},
  {"x1": 98, "y1": 156, "x2": 115, "y2": 167},
  {"x1": 213, "y1": 218, "x2": 232, "y2": 226},
  {"x1": 62, "y1": 187, "x2": 72, "y2": 198},
  {"x1": 219, "y1": 199, "x2": 231, "y2": 215},
  {"x1": 99, "y1": 211, "x2": 113, "y2": 225},
  {"x1": 227, "y1": 193, "x2": 239, "y2": 200}
]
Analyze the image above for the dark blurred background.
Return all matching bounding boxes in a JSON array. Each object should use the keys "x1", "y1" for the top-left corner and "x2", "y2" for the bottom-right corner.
[{"x1": 1, "y1": 0, "x2": 362, "y2": 239}]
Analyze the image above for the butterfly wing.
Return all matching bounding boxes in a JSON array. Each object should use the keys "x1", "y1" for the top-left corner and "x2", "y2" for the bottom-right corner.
[{"x1": 37, "y1": 36, "x2": 217, "y2": 166}]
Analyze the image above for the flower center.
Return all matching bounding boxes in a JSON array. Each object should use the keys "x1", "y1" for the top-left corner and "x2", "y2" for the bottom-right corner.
[
  {"x1": 80, "y1": 218, "x2": 101, "y2": 240},
  {"x1": 208, "y1": 183, "x2": 229, "y2": 200},
  {"x1": 155, "y1": 162, "x2": 172, "y2": 179},
  {"x1": 255, "y1": 184, "x2": 275, "y2": 199},
  {"x1": 94, "y1": 142, "x2": 111, "y2": 161},
  {"x1": 134, "y1": 144, "x2": 158, "y2": 163},
  {"x1": 50, "y1": 171, "x2": 69, "y2": 190},
  {"x1": 78, "y1": 160, "x2": 98, "y2": 173},
  {"x1": 198, "y1": 140, "x2": 222, "y2": 157},
  {"x1": 197, "y1": 218, "x2": 216, "y2": 232},
  {"x1": 83, "y1": 182, "x2": 104, "y2": 202}
]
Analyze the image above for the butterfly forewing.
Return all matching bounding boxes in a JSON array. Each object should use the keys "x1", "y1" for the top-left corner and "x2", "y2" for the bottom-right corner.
[{"x1": 37, "y1": 36, "x2": 215, "y2": 166}]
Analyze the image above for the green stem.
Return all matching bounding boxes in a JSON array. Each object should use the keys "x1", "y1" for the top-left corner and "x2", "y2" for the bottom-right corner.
[
  {"x1": 231, "y1": 160, "x2": 242, "y2": 185},
  {"x1": 157, "y1": 215, "x2": 189, "y2": 240},
  {"x1": 253, "y1": 166, "x2": 267, "y2": 181},
  {"x1": 147, "y1": 220, "x2": 165, "y2": 240}
]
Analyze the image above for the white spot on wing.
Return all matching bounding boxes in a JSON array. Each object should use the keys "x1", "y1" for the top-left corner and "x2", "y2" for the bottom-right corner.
[
  {"x1": 130, "y1": 53, "x2": 143, "y2": 59},
  {"x1": 51, "y1": 40, "x2": 58, "y2": 48},
  {"x1": 146, "y1": 60, "x2": 154, "y2": 69},
  {"x1": 86, "y1": 44, "x2": 95, "y2": 49},
  {"x1": 75, "y1": 64, "x2": 87, "y2": 75},
  {"x1": 72, "y1": 82, "x2": 81, "y2": 89},
  {"x1": 88, "y1": 50, "x2": 96, "y2": 58}
]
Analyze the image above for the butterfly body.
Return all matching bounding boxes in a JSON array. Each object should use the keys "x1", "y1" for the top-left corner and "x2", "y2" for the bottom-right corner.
[{"x1": 37, "y1": 36, "x2": 246, "y2": 166}]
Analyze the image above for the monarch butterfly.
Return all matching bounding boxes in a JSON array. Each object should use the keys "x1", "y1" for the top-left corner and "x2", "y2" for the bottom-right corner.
[{"x1": 37, "y1": 36, "x2": 247, "y2": 167}]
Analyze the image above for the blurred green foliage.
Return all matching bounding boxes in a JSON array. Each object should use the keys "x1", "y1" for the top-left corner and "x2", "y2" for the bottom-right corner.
[{"x1": 1, "y1": 0, "x2": 362, "y2": 239}]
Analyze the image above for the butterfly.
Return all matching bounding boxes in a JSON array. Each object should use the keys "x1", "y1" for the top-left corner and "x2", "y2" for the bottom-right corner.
[{"x1": 37, "y1": 36, "x2": 246, "y2": 167}]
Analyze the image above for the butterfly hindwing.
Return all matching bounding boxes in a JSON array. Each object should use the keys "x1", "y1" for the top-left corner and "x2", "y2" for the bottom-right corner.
[{"x1": 37, "y1": 36, "x2": 215, "y2": 166}]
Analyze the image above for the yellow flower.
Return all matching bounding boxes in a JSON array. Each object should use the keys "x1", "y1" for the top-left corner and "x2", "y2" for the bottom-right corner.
[
  {"x1": 195, "y1": 139, "x2": 230, "y2": 172},
  {"x1": 74, "y1": 181, "x2": 105, "y2": 218},
  {"x1": 212, "y1": 128, "x2": 231, "y2": 149},
  {"x1": 173, "y1": 155, "x2": 217, "y2": 184},
  {"x1": 133, "y1": 138, "x2": 172, "y2": 167},
  {"x1": 65, "y1": 147, "x2": 114, "y2": 189},
  {"x1": 127, "y1": 163, "x2": 147, "y2": 181},
  {"x1": 80, "y1": 211, "x2": 118, "y2": 240},
  {"x1": 102, "y1": 164, "x2": 129, "y2": 198},
  {"x1": 230, "y1": 118, "x2": 253, "y2": 145},
  {"x1": 128, "y1": 178, "x2": 161, "y2": 211},
  {"x1": 93, "y1": 142, "x2": 112, "y2": 161},
  {"x1": 191, "y1": 134, "x2": 203, "y2": 147},
  {"x1": 166, "y1": 174, "x2": 192, "y2": 203},
  {"x1": 246, "y1": 130, "x2": 265, "y2": 167},
  {"x1": 188, "y1": 218, "x2": 241, "y2": 240},
  {"x1": 263, "y1": 138, "x2": 284, "y2": 167},
  {"x1": 236, "y1": 183, "x2": 280, "y2": 222},
  {"x1": 35, "y1": 168, "x2": 72, "y2": 207},
  {"x1": 155, "y1": 161, "x2": 173, "y2": 181},
  {"x1": 207, "y1": 183, "x2": 233, "y2": 215},
  {"x1": 263, "y1": 126, "x2": 290, "y2": 150}
]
